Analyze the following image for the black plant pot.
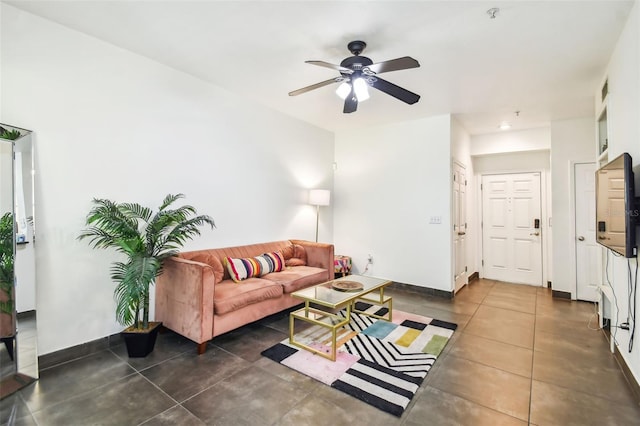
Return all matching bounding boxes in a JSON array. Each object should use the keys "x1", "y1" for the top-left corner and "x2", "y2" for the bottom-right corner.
[{"x1": 121, "y1": 322, "x2": 162, "y2": 358}]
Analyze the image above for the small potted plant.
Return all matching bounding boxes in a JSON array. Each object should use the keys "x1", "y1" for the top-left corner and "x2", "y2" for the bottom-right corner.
[
  {"x1": 0, "y1": 126, "x2": 22, "y2": 140},
  {"x1": 79, "y1": 194, "x2": 214, "y2": 357}
]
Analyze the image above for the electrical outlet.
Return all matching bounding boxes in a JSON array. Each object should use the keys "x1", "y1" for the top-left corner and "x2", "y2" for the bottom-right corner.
[
  {"x1": 429, "y1": 216, "x2": 442, "y2": 224},
  {"x1": 367, "y1": 254, "x2": 373, "y2": 264}
]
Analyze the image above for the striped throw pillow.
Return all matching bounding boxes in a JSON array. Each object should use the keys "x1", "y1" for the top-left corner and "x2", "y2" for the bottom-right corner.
[
  {"x1": 225, "y1": 251, "x2": 285, "y2": 283},
  {"x1": 260, "y1": 251, "x2": 285, "y2": 274}
]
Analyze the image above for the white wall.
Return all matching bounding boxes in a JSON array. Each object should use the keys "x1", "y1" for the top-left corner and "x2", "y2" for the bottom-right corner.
[
  {"x1": 598, "y1": 1, "x2": 640, "y2": 385},
  {"x1": 473, "y1": 150, "x2": 551, "y2": 173},
  {"x1": 334, "y1": 115, "x2": 453, "y2": 291},
  {"x1": 550, "y1": 117, "x2": 595, "y2": 296},
  {"x1": 471, "y1": 127, "x2": 551, "y2": 156},
  {"x1": 0, "y1": 5, "x2": 334, "y2": 355}
]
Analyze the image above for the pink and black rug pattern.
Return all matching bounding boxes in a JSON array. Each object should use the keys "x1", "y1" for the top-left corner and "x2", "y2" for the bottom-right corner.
[{"x1": 261, "y1": 302, "x2": 457, "y2": 417}]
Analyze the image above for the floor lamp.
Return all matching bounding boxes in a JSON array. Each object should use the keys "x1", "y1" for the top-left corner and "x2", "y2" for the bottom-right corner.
[{"x1": 309, "y1": 189, "x2": 330, "y2": 242}]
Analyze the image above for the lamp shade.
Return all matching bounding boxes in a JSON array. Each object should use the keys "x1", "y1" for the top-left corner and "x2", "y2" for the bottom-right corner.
[
  {"x1": 309, "y1": 189, "x2": 330, "y2": 206},
  {"x1": 353, "y1": 77, "x2": 370, "y2": 102},
  {"x1": 335, "y1": 82, "x2": 351, "y2": 100}
]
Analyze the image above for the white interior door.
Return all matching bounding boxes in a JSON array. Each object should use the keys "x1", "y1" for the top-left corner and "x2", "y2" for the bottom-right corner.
[
  {"x1": 575, "y1": 162, "x2": 599, "y2": 301},
  {"x1": 482, "y1": 173, "x2": 543, "y2": 285},
  {"x1": 453, "y1": 163, "x2": 467, "y2": 292}
]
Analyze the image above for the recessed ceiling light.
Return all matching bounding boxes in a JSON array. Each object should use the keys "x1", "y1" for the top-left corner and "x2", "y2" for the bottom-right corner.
[{"x1": 499, "y1": 122, "x2": 511, "y2": 130}]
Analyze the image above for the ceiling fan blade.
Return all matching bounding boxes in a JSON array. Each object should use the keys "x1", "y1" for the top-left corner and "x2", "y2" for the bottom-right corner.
[
  {"x1": 343, "y1": 88, "x2": 358, "y2": 113},
  {"x1": 288, "y1": 78, "x2": 339, "y2": 96},
  {"x1": 370, "y1": 77, "x2": 420, "y2": 105},
  {"x1": 306, "y1": 60, "x2": 353, "y2": 74},
  {"x1": 365, "y1": 56, "x2": 420, "y2": 74}
]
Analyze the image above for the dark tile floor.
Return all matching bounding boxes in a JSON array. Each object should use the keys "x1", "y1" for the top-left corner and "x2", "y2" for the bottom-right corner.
[{"x1": 2, "y1": 279, "x2": 639, "y2": 425}]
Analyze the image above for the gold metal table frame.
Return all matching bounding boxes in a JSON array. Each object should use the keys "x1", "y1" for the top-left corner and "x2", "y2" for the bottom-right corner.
[{"x1": 289, "y1": 275, "x2": 393, "y2": 361}]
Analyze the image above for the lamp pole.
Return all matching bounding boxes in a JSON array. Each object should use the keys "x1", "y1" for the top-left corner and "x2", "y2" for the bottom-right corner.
[
  {"x1": 309, "y1": 189, "x2": 330, "y2": 242},
  {"x1": 315, "y1": 204, "x2": 320, "y2": 242}
]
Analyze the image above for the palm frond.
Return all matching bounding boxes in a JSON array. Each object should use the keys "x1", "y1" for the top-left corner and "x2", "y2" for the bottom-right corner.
[
  {"x1": 111, "y1": 262, "x2": 141, "y2": 326},
  {"x1": 119, "y1": 203, "x2": 153, "y2": 223},
  {"x1": 79, "y1": 198, "x2": 139, "y2": 243},
  {"x1": 155, "y1": 215, "x2": 215, "y2": 258},
  {"x1": 157, "y1": 194, "x2": 185, "y2": 212},
  {"x1": 111, "y1": 257, "x2": 160, "y2": 327}
]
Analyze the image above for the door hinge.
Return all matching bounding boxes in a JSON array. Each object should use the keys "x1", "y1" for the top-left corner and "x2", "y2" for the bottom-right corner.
[
  {"x1": 482, "y1": 260, "x2": 484, "y2": 266},
  {"x1": 480, "y1": 183, "x2": 483, "y2": 190},
  {"x1": 453, "y1": 174, "x2": 456, "y2": 181},
  {"x1": 465, "y1": 266, "x2": 468, "y2": 272},
  {"x1": 465, "y1": 180, "x2": 467, "y2": 186}
]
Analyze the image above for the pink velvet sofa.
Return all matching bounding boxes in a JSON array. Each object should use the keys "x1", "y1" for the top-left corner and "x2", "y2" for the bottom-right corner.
[{"x1": 155, "y1": 239, "x2": 334, "y2": 354}]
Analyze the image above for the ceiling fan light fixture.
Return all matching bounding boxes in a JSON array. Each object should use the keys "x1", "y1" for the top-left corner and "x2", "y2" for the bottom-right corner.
[
  {"x1": 335, "y1": 82, "x2": 352, "y2": 99},
  {"x1": 353, "y1": 77, "x2": 370, "y2": 102},
  {"x1": 290, "y1": 40, "x2": 420, "y2": 113}
]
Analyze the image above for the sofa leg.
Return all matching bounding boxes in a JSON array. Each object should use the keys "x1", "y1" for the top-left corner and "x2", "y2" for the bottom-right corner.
[{"x1": 197, "y1": 342, "x2": 207, "y2": 355}]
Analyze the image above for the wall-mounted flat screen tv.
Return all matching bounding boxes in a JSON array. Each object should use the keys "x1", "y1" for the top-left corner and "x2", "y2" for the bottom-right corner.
[{"x1": 595, "y1": 152, "x2": 637, "y2": 257}]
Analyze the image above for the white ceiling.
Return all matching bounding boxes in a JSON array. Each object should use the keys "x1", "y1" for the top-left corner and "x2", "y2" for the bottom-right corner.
[{"x1": 6, "y1": 0, "x2": 635, "y2": 135}]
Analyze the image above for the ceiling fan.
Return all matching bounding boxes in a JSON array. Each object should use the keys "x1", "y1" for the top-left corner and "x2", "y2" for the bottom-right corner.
[{"x1": 289, "y1": 40, "x2": 421, "y2": 113}]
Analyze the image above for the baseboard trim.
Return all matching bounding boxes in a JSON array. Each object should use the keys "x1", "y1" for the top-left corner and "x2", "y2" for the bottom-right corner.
[
  {"x1": 38, "y1": 332, "x2": 123, "y2": 371},
  {"x1": 468, "y1": 272, "x2": 479, "y2": 282},
  {"x1": 551, "y1": 289, "x2": 571, "y2": 300},
  {"x1": 390, "y1": 281, "x2": 454, "y2": 299},
  {"x1": 613, "y1": 344, "x2": 640, "y2": 404},
  {"x1": 16, "y1": 310, "x2": 36, "y2": 320}
]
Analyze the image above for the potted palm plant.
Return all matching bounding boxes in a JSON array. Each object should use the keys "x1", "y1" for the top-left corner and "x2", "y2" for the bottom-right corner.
[{"x1": 78, "y1": 193, "x2": 214, "y2": 357}]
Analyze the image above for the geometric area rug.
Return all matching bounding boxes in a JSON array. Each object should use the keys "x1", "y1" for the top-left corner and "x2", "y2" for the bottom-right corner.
[{"x1": 261, "y1": 302, "x2": 457, "y2": 417}]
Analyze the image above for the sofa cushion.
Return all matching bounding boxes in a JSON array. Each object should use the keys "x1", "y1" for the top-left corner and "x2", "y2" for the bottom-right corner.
[
  {"x1": 214, "y1": 278, "x2": 284, "y2": 315},
  {"x1": 280, "y1": 244, "x2": 294, "y2": 259},
  {"x1": 282, "y1": 244, "x2": 307, "y2": 267},
  {"x1": 285, "y1": 244, "x2": 307, "y2": 267},
  {"x1": 285, "y1": 258, "x2": 306, "y2": 267},
  {"x1": 262, "y1": 266, "x2": 328, "y2": 293},
  {"x1": 188, "y1": 253, "x2": 225, "y2": 283},
  {"x1": 225, "y1": 252, "x2": 285, "y2": 282}
]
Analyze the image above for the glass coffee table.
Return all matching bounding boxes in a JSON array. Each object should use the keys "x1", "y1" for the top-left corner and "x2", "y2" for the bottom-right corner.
[{"x1": 289, "y1": 275, "x2": 393, "y2": 361}]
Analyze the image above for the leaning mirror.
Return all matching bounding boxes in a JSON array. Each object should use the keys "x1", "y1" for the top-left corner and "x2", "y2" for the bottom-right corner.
[{"x1": 0, "y1": 124, "x2": 37, "y2": 399}]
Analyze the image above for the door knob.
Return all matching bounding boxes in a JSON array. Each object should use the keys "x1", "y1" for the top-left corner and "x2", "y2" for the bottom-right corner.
[
  {"x1": 578, "y1": 236, "x2": 585, "y2": 241},
  {"x1": 530, "y1": 232, "x2": 540, "y2": 236},
  {"x1": 458, "y1": 232, "x2": 466, "y2": 236}
]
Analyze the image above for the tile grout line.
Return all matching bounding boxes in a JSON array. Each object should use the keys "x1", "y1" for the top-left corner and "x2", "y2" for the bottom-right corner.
[
  {"x1": 21, "y1": 369, "x2": 142, "y2": 421},
  {"x1": 528, "y1": 287, "x2": 539, "y2": 425}
]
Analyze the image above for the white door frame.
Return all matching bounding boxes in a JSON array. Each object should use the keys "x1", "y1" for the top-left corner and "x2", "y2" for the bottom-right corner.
[
  {"x1": 570, "y1": 161, "x2": 601, "y2": 300},
  {"x1": 478, "y1": 168, "x2": 550, "y2": 286}
]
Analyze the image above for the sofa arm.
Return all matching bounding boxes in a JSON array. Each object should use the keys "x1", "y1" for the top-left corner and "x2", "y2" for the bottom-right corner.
[
  {"x1": 155, "y1": 257, "x2": 215, "y2": 345},
  {"x1": 291, "y1": 240, "x2": 335, "y2": 280}
]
